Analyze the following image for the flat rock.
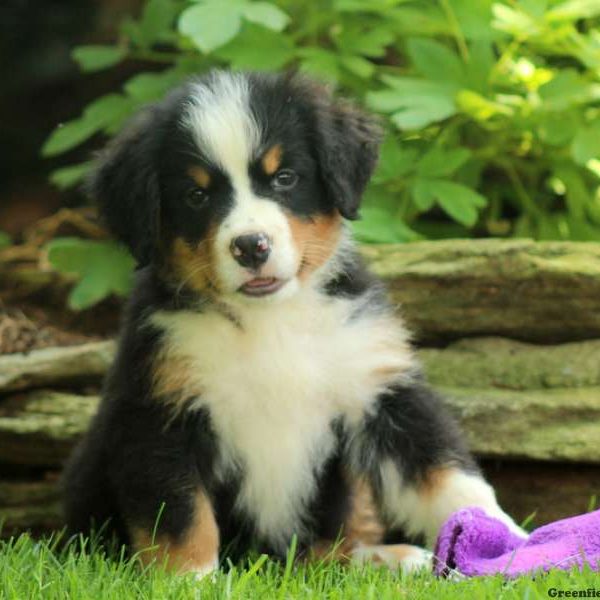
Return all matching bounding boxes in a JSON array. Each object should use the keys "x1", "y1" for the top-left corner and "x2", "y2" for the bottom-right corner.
[
  {"x1": 442, "y1": 386, "x2": 600, "y2": 463},
  {"x1": 1, "y1": 382, "x2": 599, "y2": 467},
  {"x1": 362, "y1": 239, "x2": 600, "y2": 343},
  {"x1": 0, "y1": 341, "x2": 114, "y2": 393},
  {"x1": 0, "y1": 390, "x2": 98, "y2": 466},
  {"x1": 0, "y1": 479, "x2": 62, "y2": 536},
  {"x1": 419, "y1": 336, "x2": 600, "y2": 390}
]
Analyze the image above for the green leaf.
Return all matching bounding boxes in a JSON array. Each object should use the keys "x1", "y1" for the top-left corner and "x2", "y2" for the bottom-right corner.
[
  {"x1": 547, "y1": 0, "x2": 600, "y2": 20},
  {"x1": 533, "y1": 213, "x2": 600, "y2": 241},
  {"x1": 406, "y1": 38, "x2": 466, "y2": 85},
  {"x1": 520, "y1": 0, "x2": 548, "y2": 18},
  {"x1": 47, "y1": 238, "x2": 135, "y2": 310},
  {"x1": 42, "y1": 94, "x2": 134, "y2": 157},
  {"x1": 571, "y1": 121, "x2": 600, "y2": 166},
  {"x1": 417, "y1": 147, "x2": 471, "y2": 178},
  {"x1": 372, "y1": 136, "x2": 418, "y2": 184},
  {"x1": 352, "y1": 207, "x2": 422, "y2": 243},
  {"x1": 538, "y1": 111, "x2": 578, "y2": 146},
  {"x1": 335, "y1": 0, "x2": 409, "y2": 13},
  {"x1": 72, "y1": 45, "x2": 126, "y2": 72},
  {"x1": 390, "y1": 98, "x2": 456, "y2": 129},
  {"x1": 216, "y1": 24, "x2": 295, "y2": 70},
  {"x1": 0, "y1": 231, "x2": 11, "y2": 249},
  {"x1": 298, "y1": 48, "x2": 340, "y2": 82},
  {"x1": 588, "y1": 194, "x2": 600, "y2": 226},
  {"x1": 449, "y1": 0, "x2": 495, "y2": 41},
  {"x1": 537, "y1": 214, "x2": 565, "y2": 240},
  {"x1": 381, "y1": 74, "x2": 458, "y2": 95},
  {"x1": 178, "y1": 2, "x2": 242, "y2": 53},
  {"x1": 84, "y1": 94, "x2": 134, "y2": 123},
  {"x1": 88, "y1": 94, "x2": 137, "y2": 136},
  {"x1": 390, "y1": 5, "x2": 449, "y2": 36},
  {"x1": 339, "y1": 55, "x2": 375, "y2": 79},
  {"x1": 367, "y1": 77, "x2": 457, "y2": 128},
  {"x1": 334, "y1": 25, "x2": 394, "y2": 58},
  {"x1": 454, "y1": 157, "x2": 484, "y2": 189},
  {"x1": 492, "y1": 3, "x2": 540, "y2": 36},
  {"x1": 124, "y1": 69, "x2": 186, "y2": 102},
  {"x1": 49, "y1": 162, "x2": 92, "y2": 190},
  {"x1": 411, "y1": 178, "x2": 436, "y2": 211},
  {"x1": 464, "y1": 40, "x2": 495, "y2": 92},
  {"x1": 241, "y1": 2, "x2": 289, "y2": 31},
  {"x1": 455, "y1": 89, "x2": 512, "y2": 121},
  {"x1": 413, "y1": 179, "x2": 487, "y2": 226},
  {"x1": 41, "y1": 119, "x2": 102, "y2": 158},
  {"x1": 554, "y1": 164, "x2": 590, "y2": 219},
  {"x1": 137, "y1": 0, "x2": 180, "y2": 46},
  {"x1": 564, "y1": 216, "x2": 600, "y2": 241},
  {"x1": 539, "y1": 70, "x2": 595, "y2": 110}
]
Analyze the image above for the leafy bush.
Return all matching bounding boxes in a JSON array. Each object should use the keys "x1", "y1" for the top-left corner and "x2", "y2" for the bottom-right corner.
[
  {"x1": 43, "y1": 0, "x2": 600, "y2": 243},
  {"x1": 40, "y1": 0, "x2": 600, "y2": 306},
  {"x1": 46, "y1": 238, "x2": 135, "y2": 309}
]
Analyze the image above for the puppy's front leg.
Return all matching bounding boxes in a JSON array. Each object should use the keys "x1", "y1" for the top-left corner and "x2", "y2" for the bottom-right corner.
[
  {"x1": 376, "y1": 459, "x2": 524, "y2": 549},
  {"x1": 349, "y1": 380, "x2": 524, "y2": 551},
  {"x1": 131, "y1": 489, "x2": 219, "y2": 577}
]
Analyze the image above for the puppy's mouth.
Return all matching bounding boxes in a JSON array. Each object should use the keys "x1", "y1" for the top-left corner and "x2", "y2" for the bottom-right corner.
[{"x1": 239, "y1": 277, "x2": 286, "y2": 297}]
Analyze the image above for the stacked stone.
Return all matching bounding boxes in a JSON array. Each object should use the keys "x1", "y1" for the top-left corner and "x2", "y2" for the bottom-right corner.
[{"x1": 1, "y1": 239, "x2": 600, "y2": 534}]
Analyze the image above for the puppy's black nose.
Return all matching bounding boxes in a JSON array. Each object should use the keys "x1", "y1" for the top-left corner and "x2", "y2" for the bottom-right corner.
[{"x1": 230, "y1": 233, "x2": 271, "y2": 269}]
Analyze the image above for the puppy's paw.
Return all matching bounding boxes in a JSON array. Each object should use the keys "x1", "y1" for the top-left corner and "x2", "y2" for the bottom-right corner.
[
  {"x1": 490, "y1": 508, "x2": 529, "y2": 539},
  {"x1": 350, "y1": 543, "x2": 433, "y2": 573},
  {"x1": 192, "y1": 559, "x2": 219, "y2": 582}
]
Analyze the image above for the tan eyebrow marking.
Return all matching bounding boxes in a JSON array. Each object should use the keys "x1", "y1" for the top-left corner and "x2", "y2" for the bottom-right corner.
[
  {"x1": 261, "y1": 144, "x2": 283, "y2": 176},
  {"x1": 188, "y1": 166, "x2": 211, "y2": 188}
]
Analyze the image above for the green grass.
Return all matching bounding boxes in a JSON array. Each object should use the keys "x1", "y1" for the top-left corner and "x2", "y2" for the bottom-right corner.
[{"x1": 1, "y1": 533, "x2": 598, "y2": 599}]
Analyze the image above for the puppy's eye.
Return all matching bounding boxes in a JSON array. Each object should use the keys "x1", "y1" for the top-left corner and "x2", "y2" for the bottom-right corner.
[
  {"x1": 271, "y1": 168, "x2": 298, "y2": 192},
  {"x1": 186, "y1": 188, "x2": 209, "y2": 210}
]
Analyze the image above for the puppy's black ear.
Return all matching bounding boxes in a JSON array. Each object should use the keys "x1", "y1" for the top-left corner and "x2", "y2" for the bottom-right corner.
[
  {"x1": 309, "y1": 85, "x2": 382, "y2": 220},
  {"x1": 87, "y1": 106, "x2": 164, "y2": 265}
]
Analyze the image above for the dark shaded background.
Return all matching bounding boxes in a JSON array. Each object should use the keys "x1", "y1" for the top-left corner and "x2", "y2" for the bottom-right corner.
[{"x1": 0, "y1": 0, "x2": 142, "y2": 237}]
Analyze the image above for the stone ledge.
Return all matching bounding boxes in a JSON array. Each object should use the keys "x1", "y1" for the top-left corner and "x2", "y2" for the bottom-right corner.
[
  {"x1": 0, "y1": 341, "x2": 115, "y2": 393},
  {"x1": 2, "y1": 380, "x2": 598, "y2": 467},
  {"x1": 362, "y1": 239, "x2": 600, "y2": 343}
]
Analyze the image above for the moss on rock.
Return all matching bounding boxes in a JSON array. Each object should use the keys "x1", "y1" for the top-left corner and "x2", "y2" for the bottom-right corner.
[{"x1": 362, "y1": 239, "x2": 600, "y2": 343}]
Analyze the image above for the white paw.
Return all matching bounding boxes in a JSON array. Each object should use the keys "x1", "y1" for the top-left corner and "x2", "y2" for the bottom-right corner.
[
  {"x1": 192, "y1": 559, "x2": 219, "y2": 582},
  {"x1": 491, "y1": 509, "x2": 529, "y2": 539},
  {"x1": 351, "y1": 543, "x2": 433, "y2": 573}
]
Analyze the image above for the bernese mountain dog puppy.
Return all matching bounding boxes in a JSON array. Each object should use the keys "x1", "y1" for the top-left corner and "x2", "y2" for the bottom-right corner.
[{"x1": 63, "y1": 70, "x2": 522, "y2": 576}]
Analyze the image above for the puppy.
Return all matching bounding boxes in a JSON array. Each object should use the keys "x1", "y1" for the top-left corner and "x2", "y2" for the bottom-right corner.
[{"x1": 63, "y1": 70, "x2": 522, "y2": 576}]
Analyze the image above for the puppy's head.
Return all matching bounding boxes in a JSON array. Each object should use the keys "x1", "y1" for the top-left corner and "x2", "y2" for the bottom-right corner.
[{"x1": 90, "y1": 71, "x2": 380, "y2": 302}]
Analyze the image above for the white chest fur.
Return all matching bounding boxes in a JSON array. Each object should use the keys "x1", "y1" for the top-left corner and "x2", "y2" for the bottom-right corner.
[{"x1": 152, "y1": 290, "x2": 415, "y2": 550}]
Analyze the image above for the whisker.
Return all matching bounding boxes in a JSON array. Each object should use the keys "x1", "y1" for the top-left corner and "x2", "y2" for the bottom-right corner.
[{"x1": 174, "y1": 260, "x2": 214, "y2": 298}]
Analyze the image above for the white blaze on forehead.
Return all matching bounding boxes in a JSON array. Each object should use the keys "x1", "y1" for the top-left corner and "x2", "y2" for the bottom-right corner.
[
  {"x1": 181, "y1": 72, "x2": 305, "y2": 295},
  {"x1": 183, "y1": 71, "x2": 261, "y2": 180}
]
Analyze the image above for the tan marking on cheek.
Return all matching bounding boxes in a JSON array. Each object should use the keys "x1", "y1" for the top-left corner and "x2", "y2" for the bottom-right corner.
[
  {"x1": 169, "y1": 233, "x2": 218, "y2": 295},
  {"x1": 131, "y1": 491, "x2": 219, "y2": 575},
  {"x1": 286, "y1": 212, "x2": 342, "y2": 280},
  {"x1": 188, "y1": 166, "x2": 211, "y2": 189},
  {"x1": 261, "y1": 144, "x2": 282, "y2": 176}
]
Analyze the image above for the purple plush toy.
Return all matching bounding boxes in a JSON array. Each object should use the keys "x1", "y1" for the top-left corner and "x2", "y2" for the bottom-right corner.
[{"x1": 434, "y1": 507, "x2": 600, "y2": 577}]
